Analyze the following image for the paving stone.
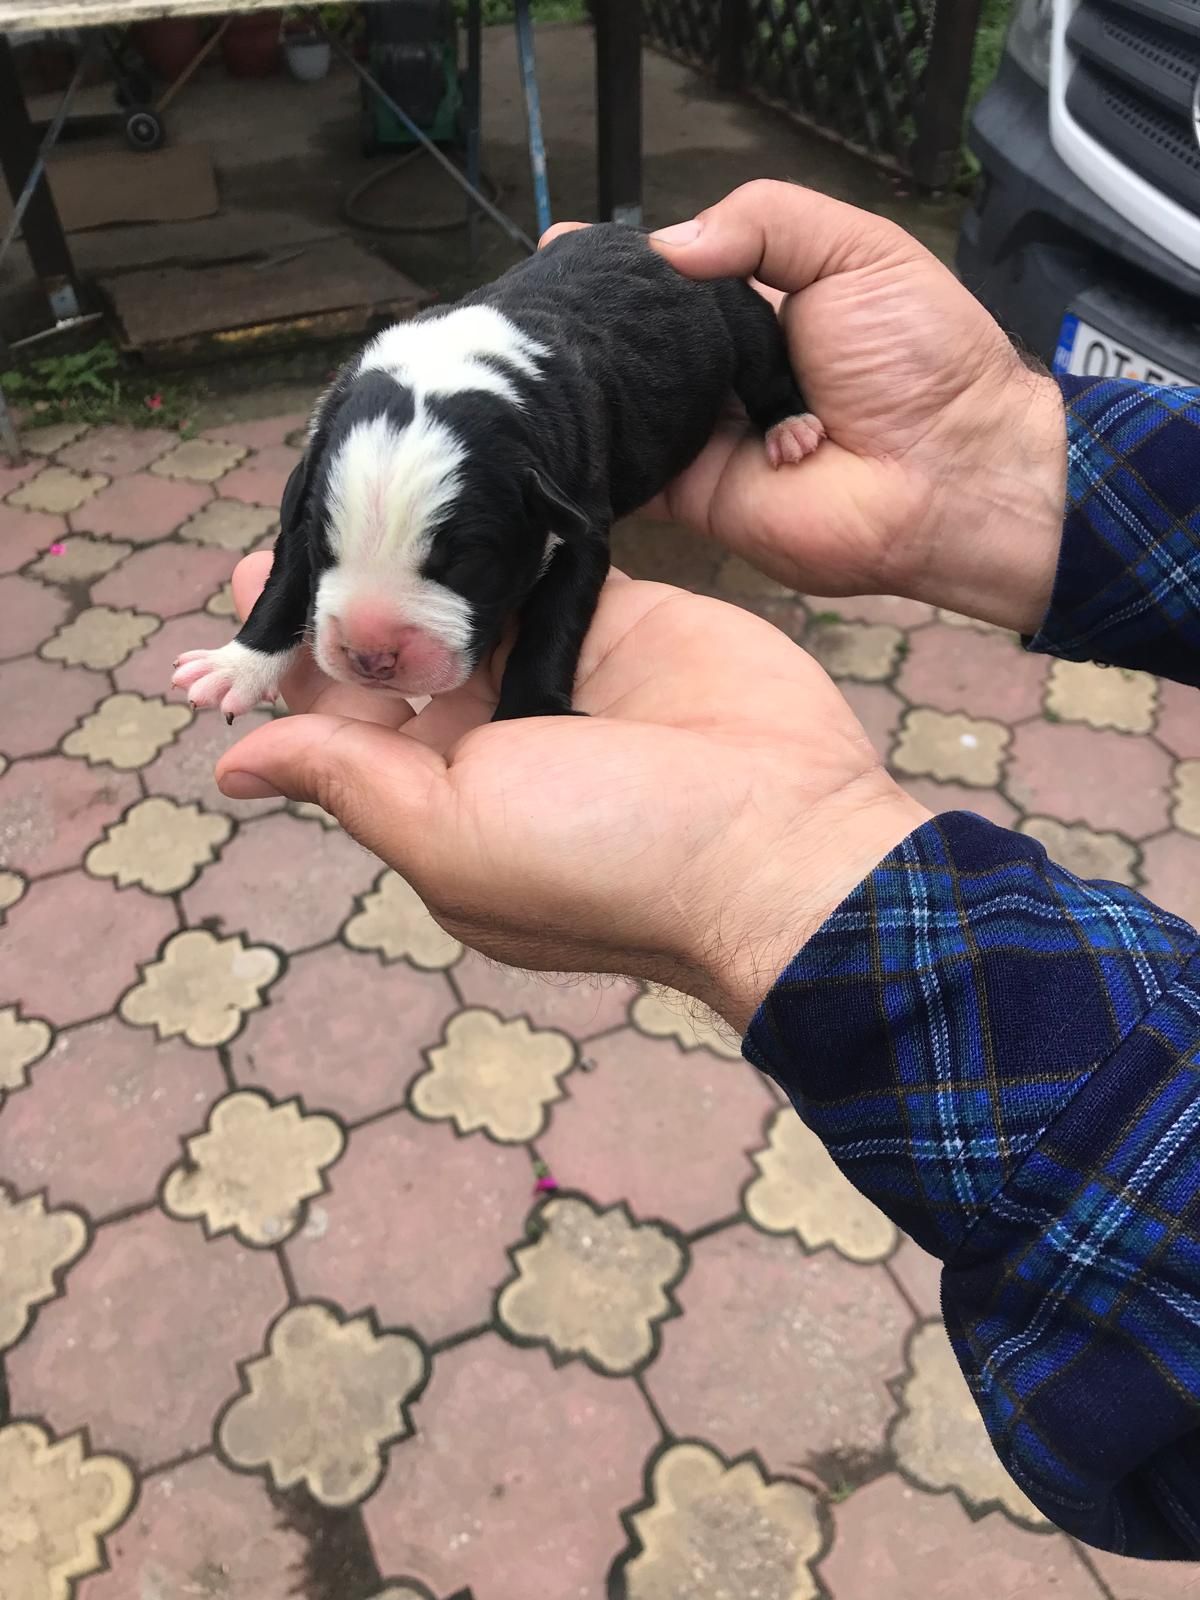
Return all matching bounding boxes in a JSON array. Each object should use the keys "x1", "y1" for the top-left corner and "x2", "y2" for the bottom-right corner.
[
  {"x1": 18, "y1": 419, "x2": 88, "y2": 455},
  {"x1": 1172, "y1": 761, "x2": 1200, "y2": 837},
  {"x1": 0, "y1": 869, "x2": 24, "y2": 921},
  {"x1": 0, "y1": 754, "x2": 140, "y2": 876},
  {"x1": 1019, "y1": 816, "x2": 1139, "y2": 885},
  {"x1": 1140, "y1": 832, "x2": 1200, "y2": 927},
  {"x1": 0, "y1": 573, "x2": 68, "y2": 659},
  {"x1": 936, "y1": 608, "x2": 1008, "y2": 635},
  {"x1": 217, "y1": 444, "x2": 302, "y2": 507},
  {"x1": 538, "y1": 1027, "x2": 776, "y2": 1234},
  {"x1": 7, "y1": 1208, "x2": 286, "y2": 1468},
  {"x1": 142, "y1": 708, "x2": 287, "y2": 822},
  {"x1": 0, "y1": 1015, "x2": 225, "y2": 1218},
  {"x1": 611, "y1": 517, "x2": 722, "y2": 592},
  {"x1": 0, "y1": 457, "x2": 42, "y2": 498},
  {"x1": 898, "y1": 778, "x2": 1018, "y2": 827},
  {"x1": 412, "y1": 1008, "x2": 576, "y2": 1143},
  {"x1": 646, "y1": 1223, "x2": 910, "y2": 1480},
  {"x1": 84, "y1": 1453, "x2": 307, "y2": 1600},
  {"x1": 8, "y1": 464, "x2": 107, "y2": 514},
  {"x1": 206, "y1": 578, "x2": 237, "y2": 616},
  {"x1": 86, "y1": 794, "x2": 231, "y2": 893},
  {"x1": 898, "y1": 624, "x2": 1049, "y2": 722},
  {"x1": 629, "y1": 986, "x2": 742, "y2": 1058},
  {"x1": 70, "y1": 471, "x2": 211, "y2": 543},
  {"x1": 1046, "y1": 659, "x2": 1157, "y2": 733},
  {"x1": 344, "y1": 869, "x2": 464, "y2": 969},
  {"x1": 1086, "y1": 1544, "x2": 1200, "y2": 1598},
  {"x1": 26, "y1": 531, "x2": 130, "y2": 585},
  {"x1": 0, "y1": 655, "x2": 89, "y2": 755},
  {"x1": 819, "y1": 1476, "x2": 1098, "y2": 1600},
  {"x1": 1006, "y1": 723, "x2": 1172, "y2": 838},
  {"x1": 120, "y1": 927, "x2": 281, "y2": 1048},
  {"x1": 180, "y1": 498, "x2": 277, "y2": 550},
  {"x1": 362, "y1": 1335, "x2": 659, "y2": 1596},
  {"x1": 892, "y1": 1321, "x2": 1046, "y2": 1523},
  {"x1": 62, "y1": 691, "x2": 191, "y2": 771},
  {"x1": 289, "y1": 1109, "x2": 533, "y2": 1344},
  {"x1": 0, "y1": 504, "x2": 66, "y2": 573},
  {"x1": 841, "y1": 680, "x2": 905, "y2": 761},
  {"x1": 821, "y1": 592, "x2": 934, "y2": 627},
  {"x1": 893, "y1": 708, "x2": 1009, "y2": 786},
  {"x1": 0, "y1": 1186, "x2": 87, "y2": 1351},
  {"x1": 92, "y1": 541, "x2": 238, "y2": 617},
  {"x1": 4, "y1": 871, "x2": 175, "y2": 1027},
  {"x1": 42, "y1": 604, "x2": 158, "y2": 670},
  {"x1": 202, "y1": 412, "x2": 308, "y2": 451},
  {"x1": 888, "y1": 1235, "x2": 943, "y2": 1319},
  {"x1": 807, "y1": 620, "x2": 903, "y2": 682},
  {"x1": 152, "y1": 437, "x2": 246, "y2": 481},
  {"x1": 1153, "y1": 678, "x2": 1200, "y2": 760},
  {"x1": 113, "y1": 609, "x2": 233, "y2": 697},
  {"x1": 59, "y1": 425, "x2": 176, "y2": 478},
  {"x1": 714, "y1": 554, "x2": 794, "y2": 599},
  {"x1": 453, "y1": 949, "x2": 638, "y2": 1038},
  {"x1": 183, "y1": 811, "x2": 378, "y2": 950},
  {"x1": 0, "y1": 1005, "x2": 51, "y2": 1096}
]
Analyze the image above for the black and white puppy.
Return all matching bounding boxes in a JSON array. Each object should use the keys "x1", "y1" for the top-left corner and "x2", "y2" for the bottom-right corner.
[{"x1": 172, "y1": 224, "x2": 823, "y2": 723}]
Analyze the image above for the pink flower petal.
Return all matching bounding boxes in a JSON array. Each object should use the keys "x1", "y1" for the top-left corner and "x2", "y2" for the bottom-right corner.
[{"x1": 48, "y1": 541, "x2": 65, "y2": 555}]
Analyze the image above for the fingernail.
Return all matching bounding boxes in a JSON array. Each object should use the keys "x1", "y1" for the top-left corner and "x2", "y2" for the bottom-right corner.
[
  {"x1": 219, "y1": 771, "x2": 282, "y2": 800},
  {"x1": 650, "y1": 219, "x2": 702, "y2": 246}
]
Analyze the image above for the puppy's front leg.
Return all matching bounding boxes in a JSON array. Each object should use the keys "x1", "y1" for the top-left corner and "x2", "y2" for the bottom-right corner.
[{"x1": 493, "y1": 534, "x2": 610, "y2": 721}]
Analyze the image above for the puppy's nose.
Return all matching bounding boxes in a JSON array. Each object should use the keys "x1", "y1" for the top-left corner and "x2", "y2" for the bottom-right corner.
[{"x1": 348, "y1": 649, "x2": 399, "y2": 681}]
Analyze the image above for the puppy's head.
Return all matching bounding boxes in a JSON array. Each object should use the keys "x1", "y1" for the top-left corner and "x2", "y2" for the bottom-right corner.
[{"x1": 286, "y1": 368, "x2": 587, "y2": 697}]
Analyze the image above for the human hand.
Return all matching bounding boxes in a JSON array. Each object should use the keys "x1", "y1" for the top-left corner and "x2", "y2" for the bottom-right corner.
[
  {"x1": 216, "y1": 553, "x2": 929, "y2": 1031},
  {"x1": 547, "y1": 183, "x2": 1067, "y2": 635}
]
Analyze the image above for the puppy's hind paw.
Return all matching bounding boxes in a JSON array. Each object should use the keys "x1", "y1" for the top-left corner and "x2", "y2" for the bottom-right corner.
[{"x1": 766, "y1": 413, "x2": 826, "y2": 468}]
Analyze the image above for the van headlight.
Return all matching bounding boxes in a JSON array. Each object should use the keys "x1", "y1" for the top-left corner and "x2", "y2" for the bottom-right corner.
[{"x1": 1006, "y1": 0, "x2": 1053, "y2": 88}]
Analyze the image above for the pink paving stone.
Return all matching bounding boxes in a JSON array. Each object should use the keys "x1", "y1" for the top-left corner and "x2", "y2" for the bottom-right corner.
[
  {"x1": 0, "y1": 656, "x2": 107, "y2": 757},
  {"x1": 1006, "y1": 722, "x2": 1172, "y2": 838},
  {"x1": 216, "y1": 445, "x2": 302, "y2": 507},
  {"x1": 0, "y1": 457, "x2": 42, "y2": 498},
  {"x1": 453, "y1": 949, "x2": 638, "y2": 1040},
  {"x1": 0, "y1": 572, "x2": 68, "y2": 659},
  {"x1": 820, "y1": 592, "x2": 935, "y2": 627},
  {"x1": 1087, "y1": 1545, "x2": 1200, "y2": 1597},
  {"x1": 69, "y1": 472, "x2": 211, "y2": 543},
  {"x1": 92, "y1": 541, "x2": 237, "y2": 617},
  {"x1": 644, "y1": 1223, "x2": 911, "y2": 1478},
  {"x1": 818, "y1": 1476, "x2": 1100, "y2": 1600},
  {"x1": 202, "y1": 412, "x2": 308, "y2": 451},
  {"x1": 1154, "y1": 678, "x2": 1200, "y2": 760},
  {"x1": 85, "y1": 1453, "x2": 307, "y2": 1600},
  {"x1": 899, "y1": 777, "x2": 1018, "y2": 829},
  {"x1": 889, "y1": 1235, "x2": 943, "y2": 1319},
  {"x1": 58, "y1": 424, "x2": 177, "y2": 478},
  {"x1": 0, "y1": 754, "x2": 139, "y2": 876},
  {"x1": 362, "y1": 1335, "x2": 659, "y2": 1598},
  {"x1": 3, "y1": 871, "x2": 176, "y2": 1027},
  {"x1": 228, "y1": 942, "x2": 456, "y2": 1121},
  {"x1": 113, "y1": 609, "x2": 231, "y2": 697},
  {"x1": 7, "y1": 1207, "x2": 286, "y2": 1468},
  {"x1": 142, "y1": 708, "x2": 286, "y2": 823},
  {"x1": 841, "y1": 681, "x2": 904, "y2": 761},
  {"x1": 1, "y1": 1015, "x2": 225, "y2": 1218},
  {"x1": 182, "y1": 811, "x2": 377, "y2": 951},
  {"x1": 288, "y1": 1110, "x2": 534, "y2": 1344},
  {"x1": 1140, "y1": 833, "x2": 1200, "y2": 927},
  {"x1": 898, "y1": 624, "x2": 1049, "y2": 723},
  {"x1": 537, "y1": 1027, "x2": 776, "y2": 1234},
  {"x1": 0, "y1": 504, "x2": 65, "y2": 574}
]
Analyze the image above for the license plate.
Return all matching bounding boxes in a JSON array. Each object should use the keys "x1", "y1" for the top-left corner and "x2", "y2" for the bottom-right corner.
[{"x1": 1053, "y1": 313, "x2": 1195, "y2": 387}]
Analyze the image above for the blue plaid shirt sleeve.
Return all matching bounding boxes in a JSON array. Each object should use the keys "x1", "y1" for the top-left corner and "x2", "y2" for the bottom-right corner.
[{"x1": 1027, "y1": 375, "x2": 1200, "y2": 684}]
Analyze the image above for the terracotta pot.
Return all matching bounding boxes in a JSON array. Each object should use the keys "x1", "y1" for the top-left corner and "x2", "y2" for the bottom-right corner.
[
  {"x1": 220, "y1": 11, "x2": 282, "y2": 78},
  {"x1": 133, "y1": 17, "x2": 206, "y2": 80}
]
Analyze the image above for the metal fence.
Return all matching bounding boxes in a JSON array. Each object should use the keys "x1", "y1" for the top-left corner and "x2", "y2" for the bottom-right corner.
[{"x1": 642, "y1": 0, "x2": 985, "y2": 189}]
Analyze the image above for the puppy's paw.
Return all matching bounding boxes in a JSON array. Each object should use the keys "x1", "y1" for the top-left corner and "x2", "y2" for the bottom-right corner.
[
  {"x1": 766, "y1": 412, "x2": 826, "y2": 468},
  {"x1": 172, "y1": 641, "x2": 285, "y2": 724}
]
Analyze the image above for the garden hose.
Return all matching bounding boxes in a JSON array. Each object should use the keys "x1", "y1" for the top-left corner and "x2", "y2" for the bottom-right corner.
[{"x1": 341, "y1": 147, "x2": 504, "y2": 235}]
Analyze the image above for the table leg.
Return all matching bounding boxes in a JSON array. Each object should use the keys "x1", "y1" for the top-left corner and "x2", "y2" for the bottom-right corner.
[
  {"x1": 594, "y1": 0, "x2": 642, "y2": 225},
  {"x1": 0, "y1": 35, "x2": 81, "y2": 320}
]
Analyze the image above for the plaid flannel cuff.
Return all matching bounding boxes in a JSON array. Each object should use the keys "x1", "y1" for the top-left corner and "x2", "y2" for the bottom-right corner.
[{"x1": 1027, "y1": 375, "x2": 1200, "y2": 685}]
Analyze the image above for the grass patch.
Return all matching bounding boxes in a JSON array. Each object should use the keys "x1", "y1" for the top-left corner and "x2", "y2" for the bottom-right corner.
[{"x1": 2, "y1": 340, "x2": 203, "y2": 432}]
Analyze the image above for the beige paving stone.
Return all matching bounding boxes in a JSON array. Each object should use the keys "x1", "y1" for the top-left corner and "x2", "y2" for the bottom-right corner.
[
  {"x1": 893, "y1": 709, "x2": 1010, "y2": 786},
  {"x1": 41, "y1": 606, "x2": 157, "y2": 671},
  {"x1": 119, "y1": 927, "x2": 280, "y2": 1047},
  {"x1": 1046, "y1": 659, "x2": 1157, "y2": 733},
  {"x1": 807, "y1": 620, "x2": 904, "y2": 682},
  {"x1": 218, "y1": 1302, "x2": 426, "y2": 1507},
  {"x1": 0, "y1": 1188, "x2": 87, "y2": 1350},
  {"x1": 745, "y1": 1107, "x2": 898, "y2": 1262},
  {"x1": 180, "y1": 498, "x2": 276, "y2": 551},
  {"x1": 291, "y1": 800, "x2": 339, "y2": 828},
  {"x1": 152, "y1": 438, "x2": 247, "y2": 482},
  {"x1": 1172, "y1": 761, "x2": 1200, "y2": 838},
  {"x1": 631, "y1": 986, "x2": 742, "y2": 1060},
  {"x1": 623, "y1": 1441, "x2": 822, "y2": 1600},
  {"x1": 498, "y1": 1196, "x2": 684, "y2": 1373},
  {"x1": 8, "y1": 465, "x2": 107, "y2": 514},
  {"x1": 344, "y1": 869, "x2": 462, "y2": 969},
  {"x1": 413, "y1": 1008, "x2": 575, "y2": 1142},
  {"x1": 1018, "y1": 817, "x2": 1138, "y2": 885},
  {"x1": 891, "y1": 1321, "x2": 1047, "y2": 1525},
  {"x1": 714, "y1": 554, "x2": 794, "y2": 599},
  {"x1": 19, "y1": 420, "x2": 88, "y2": 456},
  {"x1": 0, "y1": 869, "x2": 24, "y2": 919},
  {"x1": 85, "y1": 796, "x2": 230, "y2": 894},
  {"x1": 0, "y1": 1422, "x2": 134, "y2": 1600},
  {"x1": 62, "y1": 692, "x2": 191, "y2": 770},
  {"x1": 0, "y1": 1006, "x2": 52, "y2": 1096},
  {"x1": 206, "y1": 580, "x2": 237, "y2": 617},
  {"x1": 936, "y1": 608, "x2": 1008, "y2": 636},
  {"x1": 27, "y1": 534, "x2": 131, "y2": 585},
  {"x1": 164, "y1": 1090, "x2": 344, "y2": 1245}
]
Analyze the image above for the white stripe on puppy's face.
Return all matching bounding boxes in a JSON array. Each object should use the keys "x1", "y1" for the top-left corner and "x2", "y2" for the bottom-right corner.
[
  {"x1": 359, "y1": 305, "x2": 547, "y2": 405},
  {"x1": 324, "y1": 410, "x2": 465, "y2": 569}
]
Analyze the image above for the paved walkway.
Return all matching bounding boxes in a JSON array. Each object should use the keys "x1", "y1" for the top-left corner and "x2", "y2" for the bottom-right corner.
[{"x1": 1, "y1": 413, "x2": 1195, "y2": 1599}]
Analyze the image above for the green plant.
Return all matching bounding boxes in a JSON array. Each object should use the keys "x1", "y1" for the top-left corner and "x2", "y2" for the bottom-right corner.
[{"x1": 1, "y1": 339, "x2": 197, "y2": 429}]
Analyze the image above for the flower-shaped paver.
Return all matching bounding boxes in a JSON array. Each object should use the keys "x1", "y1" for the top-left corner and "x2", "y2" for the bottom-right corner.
[
  {"x1": 86, "y1": 796, "x2": 231, "y2": 894},
  {"x1": 621, "y1": 1441, "x2": 823, "y2": 1600},
  {"x1": 9, "y1": 464, "x2": 107, "y2": 514},
  {"x1": 413, "y1": 1008, "x2": 575, "y2": 1141},
  {"x1": 120, "y1": 927, "x2": 280, "y2": 1047},
  {"x1": 0, "y1": 754, "x2": 141, "y2": 879},
  {"x1": 0, "y1": 869, "x2": 24, "y2": 919},
  {"x1": 0, "y1": 1006, "x2": 50, "y2": 1096},
  {"x1": 206, "y1": 579, "x2": 237, "y2": 616},
  {"x1": 344, "y1": 869, "x2": 463, "y2": 969},
  {"x1": 745, "y1": 1107, "x2": 898, "y2": 1263},
  {"x1": 181, "y1": 498, "x2": 276, "y2": 550},
  {"x1": 42, "y1": 606, "x2": 158, "y2": 671},
  {"x1": 893, "y1": 709, "x2": 1010, "y2": 787},
  {"x1": 891, "y1": 1321, "x2": 1047, "y2": 1525},
  {"x1": 20, "y1": 418, "x2": 87, "y2": 454},
  {"x1": 0, "y1": 1422, "x2": 134, "y2": 1600},
  {"x1": 1173, "y1": 761, "x2": 1200, "y2": 837},
  {"x1": 163, "y1": 1090, "x2": 345, "y2": 1245},
  {"x1": 152, "y1": 437, "x2": 246, "y2": 481},
  {"x1": 1046, "y1": 659, "x2": 1157, "y2": 733},
  {"x1": 218, "y1": 1302, "x2": 427, "y2": 1507},
  {"x1": 1018, "y1": 816, "x2": 1139, "y2": 885},
  {"x1": 498, "y1": 1195, "x2": 684, "y2": 1374},
  {"x1": 0, "y1": 1187, "x2": 87, "y2": 1350},
  {"x1": 63, "y1": 691, "x2": 191, "y2": 771},
  {"x1": 27, "y1": 534, "x2": 132, "y2": 586},
  {"x1": 630, "y1": 986, "x2": 742, "y2": 1059}
]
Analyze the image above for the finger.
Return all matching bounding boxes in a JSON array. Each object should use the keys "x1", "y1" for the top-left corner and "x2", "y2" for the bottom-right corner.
[
  {"x1": 649, "y1": 179, "x2": 919, "y2": 295},
  {"x1": 539, "y1": 221, "x2": 589, "y2": 249}
]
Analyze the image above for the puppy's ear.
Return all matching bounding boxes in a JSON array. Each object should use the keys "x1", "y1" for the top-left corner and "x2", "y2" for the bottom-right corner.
[
  {"x1": 280, "y1": 452, "x2": 316, "y2": 538},
  {"x1": 523, "y1": 467, "x2": 594, "y2": 541}
]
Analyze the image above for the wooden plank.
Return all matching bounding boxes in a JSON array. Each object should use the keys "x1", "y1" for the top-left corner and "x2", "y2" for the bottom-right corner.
[{"x1": 1, "y1": 0, "x2": 368, "y2": 33}]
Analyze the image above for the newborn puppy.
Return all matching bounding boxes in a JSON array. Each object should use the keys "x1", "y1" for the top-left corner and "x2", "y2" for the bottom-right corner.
[{"x1": 172, "y1": 224, "x2": 823, "y2": 723}]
